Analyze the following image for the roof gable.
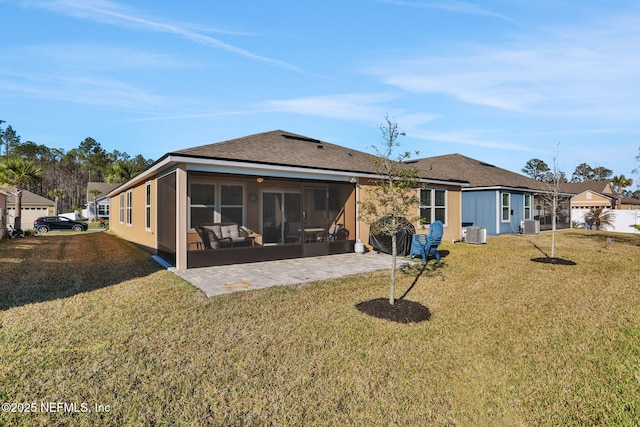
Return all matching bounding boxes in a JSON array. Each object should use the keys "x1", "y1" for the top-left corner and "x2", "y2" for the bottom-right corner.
[
  {"x1": 408, "y1": 153, "x2": 546, "y2": 191},
  {"x1": 169, "y1": 130, "x2": 467, "y2": 184},
  {"x1": 3, "y1": 188, "x2": 54, "y2": 206},
  {"x1": 87, "y1": 182, "x2": 120, "y2": 200},
  {"x1": 559, "y1": 181, "x2": 613, "y2": 195},
  {"x1": 171, "y1": 130, "x2": 382, "y2": 175}
]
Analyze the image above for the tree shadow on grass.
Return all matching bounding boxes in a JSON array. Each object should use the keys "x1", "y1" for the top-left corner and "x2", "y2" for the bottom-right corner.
[
  {"x1": 528, "y1": 241, "x2": 576, "y2": 266},
  {"x1": 355, "y1": 261, "x2": 444, "y2": 323},
  {"x1": 0, "y1": 233, "x2": 163, "y2": 311}
]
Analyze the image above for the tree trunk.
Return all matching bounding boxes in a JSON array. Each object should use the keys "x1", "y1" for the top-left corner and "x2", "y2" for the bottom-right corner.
[
  {"x1": 13, "y1": 188, "x2": 23, "y2": 230},
  {"x1": 551, "y1": 195, "x2": 557, "y2": 258},
  {"x1": 389, "y1": 214, "x2": 397, "y2": 305}
]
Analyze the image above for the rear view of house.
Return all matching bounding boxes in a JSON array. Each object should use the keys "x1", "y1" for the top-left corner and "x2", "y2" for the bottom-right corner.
[{"x1": 108, "y1": 130, "x2": 466, "y2": 269}]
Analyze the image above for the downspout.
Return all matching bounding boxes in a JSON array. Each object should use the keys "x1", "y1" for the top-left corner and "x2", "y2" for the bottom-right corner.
[
  {"x1": 175, "y1": 167, "x2": 188, "y2": 270},
  {"x1": 496, "y1": 190, "x2": 501, "y2": 235},
  {"x1": 355, "y1": 180, "x2": 361, "y2": 241}
]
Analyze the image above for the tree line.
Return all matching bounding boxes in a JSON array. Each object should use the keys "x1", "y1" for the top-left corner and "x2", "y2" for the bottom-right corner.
[
  {"x1": 0, "y1": 119, "x2": 154, "y2": 216},
  {"x1": 521, "y1": 157, "x2": 639, "y2": 199}
]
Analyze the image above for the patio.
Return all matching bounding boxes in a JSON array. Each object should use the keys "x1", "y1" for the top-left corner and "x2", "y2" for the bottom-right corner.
[{"x1": 168, "y1": 252, "x2": 411, "y2": 297}]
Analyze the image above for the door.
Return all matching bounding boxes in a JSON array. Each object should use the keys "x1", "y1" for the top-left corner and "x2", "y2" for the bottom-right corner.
[
  {"x1": 303, "y1": 186, "x2": 329, "y2": 257},
  {"x1": 262, "y1": 191, "x2": 302, "y2": 245}
]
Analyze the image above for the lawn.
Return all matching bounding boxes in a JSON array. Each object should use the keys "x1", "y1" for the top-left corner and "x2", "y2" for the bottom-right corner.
[{"x1": 1, "y1": 231, "x2": 639, "y2": 426}]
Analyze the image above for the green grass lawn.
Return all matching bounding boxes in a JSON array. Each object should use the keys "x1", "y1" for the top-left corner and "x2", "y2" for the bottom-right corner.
[{"x1": 1, "y1": 231, "x2": 639, "y2": 426}]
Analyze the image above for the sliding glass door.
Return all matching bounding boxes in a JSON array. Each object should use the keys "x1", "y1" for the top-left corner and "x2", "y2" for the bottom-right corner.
[
  {"x1": 262, "y1": 191, "x2": 302, "y2": 245},
  {"x1": 303, "y1": 186, "x2": 330, "y2": 256}
]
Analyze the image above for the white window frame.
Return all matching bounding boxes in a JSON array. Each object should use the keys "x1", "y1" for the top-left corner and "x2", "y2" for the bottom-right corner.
[
  {"x1": 119, "y1": 194, "x2": 125, "y2": 224},
  {"x1": 501, "y1": 192, "x2": 511, "y2": 222},
  {"x1": 219, "y1": 183, "x2": 245, "y2": 225},
  {"x1": 145, "y1": 182, "x2": 152, "y2": 231},
  {"x1": 126, "y1": 190, "x2": 133, "y2": 226},
  {"x1": 418, "y1": 188, "x2": 448, "y2": 226},
  {"x1": 523, "y1": 194, "x2": 533, "y2": 220},
  {"x1": 189, "y1": 180, "x2": 216, "y2": 229},
  {"x1": 188, "y1": 180, "x2": 245, "y2": 229}
]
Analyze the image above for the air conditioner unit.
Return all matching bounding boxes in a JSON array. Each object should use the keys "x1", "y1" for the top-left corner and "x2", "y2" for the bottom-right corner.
[
  {"x1": 523, "y1": 220, "x2": 540, "y2": 235},
  {"x1": 465, "y1": 226, "x2": 486, "y2": 244}
]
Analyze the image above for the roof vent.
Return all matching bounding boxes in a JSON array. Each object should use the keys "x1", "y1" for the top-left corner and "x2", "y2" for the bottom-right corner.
[
  {"x1": 479, "y1": 161, "x2": 496, "y2": 168},
  {"x1": 282, "y1": 134, "x2": 321, "y2": 143},
  {"x1": 317, "y1": 145, "x2": 324, "y2": 149}
]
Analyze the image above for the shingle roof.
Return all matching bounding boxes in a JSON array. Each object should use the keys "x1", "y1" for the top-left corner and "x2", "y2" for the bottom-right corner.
[
  {"x1": 407, "y1": 153, "x2": 547, "y2": 190},
  {"x1": 169, "y1": 130, "x2": 466, "y2": 183},
  {"x1": 3, "y1": 188, "x2": 54, "y2": 206},
  {"x1": 87, "y1": 182, "x2": 119, "y2": 201},
  {"x1": 171, "y1": 130, "x2": 380, "y2": 175},
  {"x1": 558, "y1": 181, "x2": 613, "y2": 195}
]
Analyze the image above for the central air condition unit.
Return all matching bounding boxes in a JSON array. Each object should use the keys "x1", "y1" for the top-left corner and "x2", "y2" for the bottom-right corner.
[
  {"x1": 523, "y1": 220, "x2": 540, "y2": 235},
  {"x1": 465, "y1": 226, "x2": 486, "y2": 244}
]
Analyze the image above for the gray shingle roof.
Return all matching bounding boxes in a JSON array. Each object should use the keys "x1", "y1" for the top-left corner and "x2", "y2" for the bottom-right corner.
[
  {"x1": 3, "y1": 188, "x2": 54, "y2": 206},
  {"x1": 407, "y1": 153, "x2": 547, "y2": 190},
  {"x1": 558, "y1": 181, "x2": 612, "y2": 195},
  {"x1": 87, "y1": 182, "x2": 119, "y2": 201},
  {"x1": 171, "y1": 130, "x2": 381, "y2": 175},
  {"x1": 169, "y1": 130, "x2": 467, "y2": 183}
]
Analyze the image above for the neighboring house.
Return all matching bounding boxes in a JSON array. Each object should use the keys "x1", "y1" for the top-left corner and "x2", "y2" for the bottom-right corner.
[
  {"x1": 559, "y1": 181, "x2": 640, "y2": 231},
  {"x1": 408, "y1": 154, "x2": 570, "y2": 236},
  {"x1": 5, "y1": 188, "x2": 55, "y2": 230},
  {"x1": 86, "y1": 182, "x2": 119, "y2": 220},
  {"x1": 107, "y1": 130, "x2": 467, "y2": 269},
  {"x1": 559, "y1": 181, "x2": 640, "y2": 210}
]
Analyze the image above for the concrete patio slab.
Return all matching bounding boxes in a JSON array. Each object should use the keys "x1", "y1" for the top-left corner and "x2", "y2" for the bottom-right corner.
[{"x1": 169, "y1": 252, "x2": 412, "y2": 297}]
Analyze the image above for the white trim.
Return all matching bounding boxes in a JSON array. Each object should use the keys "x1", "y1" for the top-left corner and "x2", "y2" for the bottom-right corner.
[
  {"x1": 106, "y1": 155, "x2": 468, "y2": 198},
  {"x1": 501, "y1": 192, "x2": 511, "y2": 223},
  {"x1": 145, "y1": 181, "x2": 152, "y2": 231}
]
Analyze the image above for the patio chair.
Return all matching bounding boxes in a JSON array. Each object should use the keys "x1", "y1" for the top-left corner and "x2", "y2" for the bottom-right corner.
[
  {"x1": 198, "y1": 223, "x2": 251, "y2": 248},
  {"x1": 317, "y1": 224, "x2": 349, "y2": 242},
  {"x1": 409, "y1": 220, "x2": 443, "y2": 263}
]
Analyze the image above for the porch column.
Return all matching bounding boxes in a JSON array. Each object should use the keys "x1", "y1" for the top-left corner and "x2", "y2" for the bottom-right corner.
[{"x1": 175, "y1": 167, "x2": 188, "y2": 270}]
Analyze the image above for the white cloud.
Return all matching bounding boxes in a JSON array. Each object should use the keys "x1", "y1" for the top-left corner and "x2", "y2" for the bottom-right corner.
[
  {"x1": 22, "y1": 0, "x2": 303, "y2": 72},
  {"x1": 260, "y1": 93, "x2": 400, "y2": 121},
  {"x1": 367, "y1": 14, "x2": 640, "y2": 122},
  {"x1": 376, "y1": 0, "x2": 510, "y2": 20}
]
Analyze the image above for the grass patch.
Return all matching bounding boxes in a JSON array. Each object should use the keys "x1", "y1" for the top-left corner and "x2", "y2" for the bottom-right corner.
[{"x1": 1, "y1": 230, "x2": 639, "y2": 425}]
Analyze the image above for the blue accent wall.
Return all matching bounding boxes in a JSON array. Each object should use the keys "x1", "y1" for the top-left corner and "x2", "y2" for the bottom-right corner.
[
  {"x1": 463, "y1": 190, "x2": 534, "y2": 236},
  {"x1": 462, "y1": 191, "x2": 497, "y2": 235}
]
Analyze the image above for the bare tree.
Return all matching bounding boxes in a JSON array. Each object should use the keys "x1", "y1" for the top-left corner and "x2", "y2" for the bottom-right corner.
[
  {"x1": 537, "y1": 145, "x2": 569, "y2": 258},
  {"x1": 358, "y1": 116, "x2": 420, "y2": 305}
]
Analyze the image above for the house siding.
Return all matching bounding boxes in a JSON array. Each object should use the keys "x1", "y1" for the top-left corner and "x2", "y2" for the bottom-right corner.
[
  {"x1": 359, "y1": 179, "x2": 463, "y2": 246},
  {"x1": 110, "y1": 180, "x2": 157, "y2": 252},
  {"x1": 462, "y1": 191, "x2": 498, "y2": 235},
  {"x1": 462, "y1": 190, "x2": 532, "y2": 236}
]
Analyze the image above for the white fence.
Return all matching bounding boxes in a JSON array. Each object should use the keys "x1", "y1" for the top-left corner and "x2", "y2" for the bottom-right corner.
[{"x1": 571, "y1": 209, "x2": 640, "y2": 234}]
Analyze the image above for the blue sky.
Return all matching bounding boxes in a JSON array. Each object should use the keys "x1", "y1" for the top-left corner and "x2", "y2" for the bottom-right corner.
[{"x1": 2, "y1": 0, "x2": 640, "y2": 180}]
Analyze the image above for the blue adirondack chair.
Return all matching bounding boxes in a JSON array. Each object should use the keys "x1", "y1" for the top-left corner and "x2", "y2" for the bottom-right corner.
[{"x1": 410, "y1": 220, "x2": 444, "y2": 263}]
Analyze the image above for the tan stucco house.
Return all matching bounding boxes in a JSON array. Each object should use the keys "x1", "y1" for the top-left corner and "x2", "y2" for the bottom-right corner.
[{"x1": 107, "y1": 130, "x2": 467, "y2": 270}]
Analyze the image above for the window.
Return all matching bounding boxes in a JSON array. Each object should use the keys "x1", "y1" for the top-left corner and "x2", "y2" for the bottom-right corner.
[
  {"x1": 419, "y1": 188, "x2": 447, "y2": 225},
  {"x1": 126, "y1": 190, "x2": 133, "y2": 225},
  {"x1": 501, "y1": 193, "x2": 511, "y2": 222},
  {"x1": 119, "y1": 194, "x2": 125, "y2": 223},
  {"x1": 145, "y1": 182, "x2": 152, "y2": 230},
  {"x1": 98, "y1": 204, "x2": 109, "y2": 217},
  {"x1": 524, "y1": 194, "x2": 532, "y2": 220},
  {"x1": 190, "y1": 183, "x2": 216, "y2": 227},
  {"x1": 220, "y1": 185, "x2": 244, "y2": 224}
]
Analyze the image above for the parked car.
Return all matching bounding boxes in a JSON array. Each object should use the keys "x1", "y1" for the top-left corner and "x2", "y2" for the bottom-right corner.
[{"x1": 34, "y1": 216, "x2": 88, "y2": 233}]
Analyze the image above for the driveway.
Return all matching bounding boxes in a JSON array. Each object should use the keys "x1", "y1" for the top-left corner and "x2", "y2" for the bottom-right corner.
[{"x1": 169, "y1": 252, "x2": 411, "y2": 297}]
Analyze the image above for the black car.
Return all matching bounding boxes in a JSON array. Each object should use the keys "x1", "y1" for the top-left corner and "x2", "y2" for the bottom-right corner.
[{"x1": 34, "y1": 216, "x2": 89, "y2": 233}]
